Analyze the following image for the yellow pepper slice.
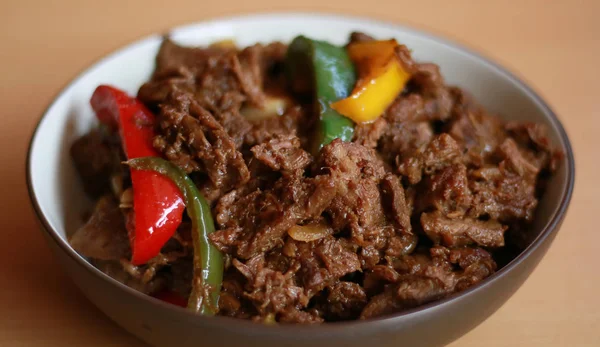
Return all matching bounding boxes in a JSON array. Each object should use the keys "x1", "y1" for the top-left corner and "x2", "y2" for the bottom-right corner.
[{"x1": 331, "y1": 39, "x2": 411, "y2": 123}]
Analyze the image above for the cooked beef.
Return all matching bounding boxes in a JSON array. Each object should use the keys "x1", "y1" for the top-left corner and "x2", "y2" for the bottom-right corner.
[
  {"x1": 244, "y1": 105, "x2": 306, "y2": 146},
  {"x1": 348, "y1": 32, "x2": 375, "y2": 43},
  {"x1": 447, "y1": 89, "x2": 506, "y2": 166},
  {"x1": 233, "y1": 255, "x2": 308, "y2": 316},
  {"x1": 70, "y1": 129, "x2": 121, "y2": 198},
  {"x1": 250, "y1": 134, "x2": 312, "y2": 174},
  {"x1": 92, "y1": 259, "x2": 167, "y2": 294},
  {"x1": 69, "y1": 196, "x2": 130, "y2": 260},
  {"x1": 398, "y1": 133, "x2": 462, "y2": 184},
  {"x1": 468, "y1": 164, "x2": 538, "y2": 222},
  {"x1": 153, "y1": 90, "x2": 250, "y2": 192},
  {"x1": 353, "y1": 117, "x2": 388, "y2": 148},
  {"x1": 361, "y1": 246, "x2": 496, "y2": 319},
  {"x1": 287, "y1": 236, "x2": 361, "y2": 298},
  {"x1": 325, "y1": 282, "x2": 367, "y2": 320},
  {"x1": 421, "y1": 210, "x2": 507, "y2": 248},
  {"x1": 318, "y1": 140, "x2": 386, "y2": 235},
  {"x1": 418, "y1": 163, "x2": 472, "y2": 217},
  {"x1": 70, "y1": 32, "x2": 561, "y2": 324},
  {"x1": 210, "y1": 171, "x2": 337, "y2": 259},
  {"x1": 409, "y1": 63, "x2": 454, "y2": 121},
  {"x1": 380, "y1": 174, "x2": 412, "y2": 233}
]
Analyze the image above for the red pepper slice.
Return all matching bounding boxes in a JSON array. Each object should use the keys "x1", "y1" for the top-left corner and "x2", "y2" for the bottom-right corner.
[
  {"x1": 153, "y1": 290, "x2": 188, "y2": 307},
  {"x1": 91, "y1": 85, "x2": 185, "y2": 265}
]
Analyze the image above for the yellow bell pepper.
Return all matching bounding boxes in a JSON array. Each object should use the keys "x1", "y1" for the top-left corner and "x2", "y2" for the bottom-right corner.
[{"x1": 331, "y1": 39, "x2": 411, "y2": 123}]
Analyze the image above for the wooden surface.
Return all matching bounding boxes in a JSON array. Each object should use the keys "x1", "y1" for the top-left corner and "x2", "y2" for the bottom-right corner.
[{"x1": 1, "y1": 0, "x2": 597, "y2": 345}]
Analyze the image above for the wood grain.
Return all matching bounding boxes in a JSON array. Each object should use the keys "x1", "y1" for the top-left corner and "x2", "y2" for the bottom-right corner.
[{"x1": 1, "y1": 0, "x2": 597, "y2": 345}]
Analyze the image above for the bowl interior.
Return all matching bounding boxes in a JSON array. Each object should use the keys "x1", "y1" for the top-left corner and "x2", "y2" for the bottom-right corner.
[{"x1": 28, "y1": 13, "x2": 571, "y2": 303}]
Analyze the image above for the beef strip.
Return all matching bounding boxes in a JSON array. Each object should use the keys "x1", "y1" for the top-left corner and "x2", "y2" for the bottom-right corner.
[
  {"x1": 318, "y1": 140, "x2": 386, "y2": 236},
  {"x1": 447, "y1": 89, "x2": 506, "y2": 166},
  {"x1": 421, "y1": 210, "x2": 507, "y2": 248},
  {"x1": 70, "y1": 129, "x2": 121, "y2": 198},
  {"x1": 353, "y1": 117, "x2": 388, "y2": 149},
  {"x1": 417, "y1": 163, "x2": 473, "y2": 217},
  {"x1": 153, "y1": 90, "x2": 250, "y2": 192},
  {"x1": 361, "y1": 246, "x2": 496, "y2": 319},
  {"x1": 69, "y1": 196, "x2": 130, "y2": 261},
  {"x1": 378, "y1": 94, "x2": 435, "y2": 165},
  {"x1": 324, "y1": 282, "x2": 367, "y2": 320},
  {"x1": 233, "y1": 255, "x2": 308, "y2": 316},
  {"x1": 286, "y1": 236, "x2": 362, "y2": 299},
  {"x1": 468, "y1": 164, "x2": 538, "y2": 222},
  {"x1": 211, "y1": 171, "x2": 337, "y2": 259},
  {"x1": 250, "y1": 134, "x2": 312, "y2": 174},
  {"x1": 398, "y1": 133, "x2": 463, "y2": 184}
]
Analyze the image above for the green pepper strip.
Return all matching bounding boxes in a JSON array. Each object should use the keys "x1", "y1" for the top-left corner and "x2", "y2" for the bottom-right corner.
[
  {"x1": 285, "y1": 36, "x2": 356, "y2": 152},
  {"x1": 126, "y1": 157, "x2": 223, "y2": 316}
]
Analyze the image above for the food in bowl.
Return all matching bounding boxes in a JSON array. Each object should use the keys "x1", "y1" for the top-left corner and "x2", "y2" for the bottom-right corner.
[{"x1": 68, "y1": 32, "x2": 562, "y2": 323}]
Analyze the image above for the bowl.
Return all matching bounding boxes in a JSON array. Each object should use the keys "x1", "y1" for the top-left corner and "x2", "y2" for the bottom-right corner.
[{"x1": 26, "y1": 13, "x2": 574, "y2": 347}]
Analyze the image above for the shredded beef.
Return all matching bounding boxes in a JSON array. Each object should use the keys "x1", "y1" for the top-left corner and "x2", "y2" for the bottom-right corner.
[
  {"x1": 211, "y1": 171, "x2": 337, "y2": 259},
  {"x1": 398, "y1": 133, "x2": 462, "y2": 184},
  {"x1": 153, "y1": 90, "x2": 250, "y2": 191},
  {"x1": 361, "y1": 246, "x2": 496, "y2": 319},
  {"x1": 250, "y1": 134, "x2": 312, "y2": 174},
  {"x1": 421, "y1": 210, "x2": 507, "y2": 248},
  {"x1": 70, "y1": 129, "x2": 121, "y2": 198},
  {"x1": 70, "y1": 196, "x2": 130, "y2": 260}
]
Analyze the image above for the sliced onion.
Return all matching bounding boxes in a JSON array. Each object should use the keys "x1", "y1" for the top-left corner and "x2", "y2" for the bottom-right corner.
[
  {"x1": 209, "y1": 39, "x2": 237, "y2": 49},
  {"x1": 241, "y1": 95, "x2": 289, "y2": 122},
  {"x1": 119, "y1": 188, "x2": 133, "y2": 209},
  {"x1": 287, "y1": 223, "x2": 333, "y2": 242},
  {"x1": 110, "y1": 173, "x2": 124, "y2": 198}
]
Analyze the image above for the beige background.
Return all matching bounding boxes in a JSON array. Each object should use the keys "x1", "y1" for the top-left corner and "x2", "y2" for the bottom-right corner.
[{"x1": 1, "y1": 0, "x2": 598, "y2": 345}]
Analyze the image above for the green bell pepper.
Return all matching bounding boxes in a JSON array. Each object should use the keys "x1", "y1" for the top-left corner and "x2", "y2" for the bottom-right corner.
[
  {"x1": 285, "y1": 36, "x2": 356, "y2": 152},
  {"x1": 126, "y1": 157, "x2": 223, "y2": 316}
]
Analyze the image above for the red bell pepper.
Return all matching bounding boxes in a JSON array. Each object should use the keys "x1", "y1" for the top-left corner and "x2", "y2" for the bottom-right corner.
[
  {"x1": 91, "y1": 85, "x2": 185, "y2": 265},
  {"x1": 153, "y1": 290, "x2": 188, "y2": 307}
]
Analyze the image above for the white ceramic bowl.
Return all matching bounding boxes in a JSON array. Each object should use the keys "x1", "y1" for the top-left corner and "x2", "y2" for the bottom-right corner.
[{"x1": 27, "y1": 13, "x2": 574, "y2": 347}]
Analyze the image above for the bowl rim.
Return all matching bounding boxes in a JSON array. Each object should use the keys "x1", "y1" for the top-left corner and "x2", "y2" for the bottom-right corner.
[{"x1": 25, "y1": 11, "x2": 575, "y2": 336}]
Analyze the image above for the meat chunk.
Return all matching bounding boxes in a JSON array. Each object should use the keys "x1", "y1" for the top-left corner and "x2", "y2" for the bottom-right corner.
[
  {"x1": 92, "y1": 260, "x2": 167, "y2": 294},
  {"x1": 361, "y1": 246, "x2": 496, "y2": 319},
  {"x1": 250, "y1": 134, "x2": 312, "y2": 174},
  {"x1": 468, "y1": 165, "x2": 538, "y2": 222},
  {"x1": 287, "y1": 236, "x2": 361, "y2": 298},
  {"x1": 408, "y1": 63, "x2": 454, "y2": 121},
  {"x1": 325, "y1": 282, "x2": 367, "y2": 320},
  {"x1": 505, "y1": 121, "x2": 563, "y2": 172},
  {"x1": 379, "y1": 94, "x2": 435, "y2": 164},
  {"x1": 499, "y1": 138, "x2": 541, "y2": 178},
  {"x1": 318, "y1": 140, "x2": 387, "y2": 236},
  {"x1": 419, "y1": 164, "x2": 472, "y2": 217},
  {"x1": 233, "y1": 255, "x2": 308, "y2": 316},
  {"x1": 380, "y1": 174, "x2": 412, "y2": 233},
  {"x1": 353, "y1": 117, "x2": 388, "y2": 148},
  {"x1": 70, "y1": 129, "x2": 120, "y2": 198},
  {"x1": 421, "y1": 211, "x2": 507, "y2": 248},
  {"x1": 447, "y1": 89, "x2": 506, "y2": 166},
  {"x1": 278, "y1": 307, "x2": 324, "y2": 324},
  {"x1": 153, "y1": 91, "x2": 250, "y2": 192},
  {"x1": 348, "y1": 32, "x2": 375, "y2": 43},
  {"x1": 244, "y1": 105, "x2": 306, "y2": 147},
  {"x1": 69, "y1": 196, "x2": 130, "y2": 261},
  {"x1": 211, "y1": 172, "x2": 337, "y2": 259},
  {"x1": 398, "y1": 134, "x2": 462, "y2": 184},
  {"x1": 235, "y1": 44, "x2": 267, "y2": 107}
]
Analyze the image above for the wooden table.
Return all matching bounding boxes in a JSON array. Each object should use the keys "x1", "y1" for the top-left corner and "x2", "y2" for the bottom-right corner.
[{"x1": 2, "y1": 0, "x2": 597, "y2": 345}]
